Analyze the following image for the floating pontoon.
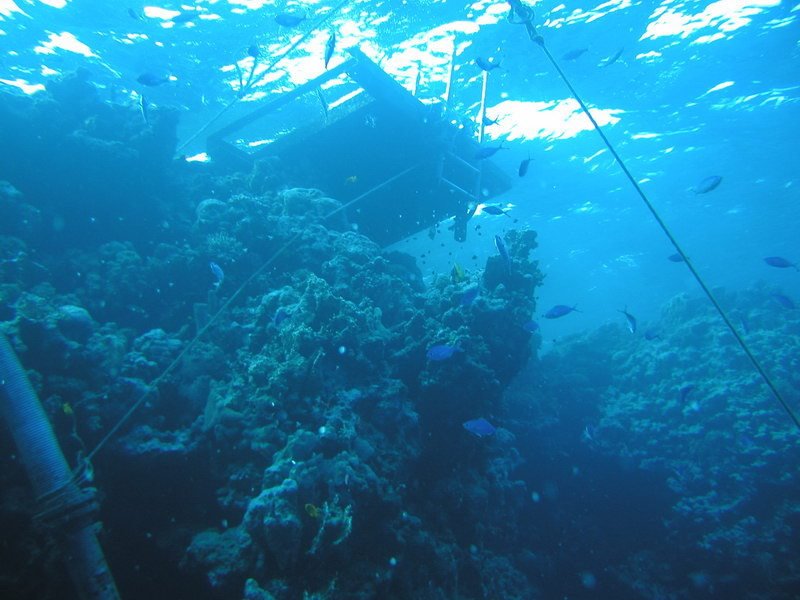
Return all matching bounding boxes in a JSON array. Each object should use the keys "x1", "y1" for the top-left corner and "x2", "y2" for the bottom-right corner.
[{"x1": 207, "y1": 48, "x2": 511, "y2": 246}]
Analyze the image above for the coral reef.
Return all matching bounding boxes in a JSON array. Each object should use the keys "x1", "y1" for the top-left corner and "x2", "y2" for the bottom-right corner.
[
  {"x1": 0, "y1": 82, "x2": 544, "y2": 599},
  {"x1": 530, "y1": 286, "x2": 800, "y2": 594}
]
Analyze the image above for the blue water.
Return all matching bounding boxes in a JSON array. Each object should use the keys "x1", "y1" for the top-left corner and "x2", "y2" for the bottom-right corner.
[{"x1": 1, "y1": 0, "x2": 799, "y2": 598}]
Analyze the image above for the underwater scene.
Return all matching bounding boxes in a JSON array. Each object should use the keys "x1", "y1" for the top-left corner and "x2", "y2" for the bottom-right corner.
[{"x1": 1, "y1": 0, "x2": 799, "y2": 598}]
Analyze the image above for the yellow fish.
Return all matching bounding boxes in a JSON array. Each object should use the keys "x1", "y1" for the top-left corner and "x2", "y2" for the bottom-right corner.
[
  {"x1": 62, "y1": 402, "x2": 74, "y2": 416},
  {"x1": 344, "y1": 175, "x2": 358, "y2": 185},
  {"x1": 305, "y1": 503, "x2": 322, "y2": 518},
  {"x1": 451, "y1": 262, "x2": 466, "y2": 284}
]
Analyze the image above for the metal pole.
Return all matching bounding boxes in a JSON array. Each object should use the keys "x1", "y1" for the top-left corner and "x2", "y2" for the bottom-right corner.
[{"x1": 477, "y1": 70, "x2": 489, "y2": 144}]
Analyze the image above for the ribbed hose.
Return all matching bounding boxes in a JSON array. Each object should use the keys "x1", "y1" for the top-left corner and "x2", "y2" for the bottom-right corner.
[{"x1": 0, "y1": 332, "x2": 120, "y2": 600}]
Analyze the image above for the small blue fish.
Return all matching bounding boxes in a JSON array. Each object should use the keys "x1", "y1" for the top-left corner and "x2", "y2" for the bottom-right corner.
[
  {"x1": 324, "y1": 30, "x2": 336, "y2": 69},
  {"x1": 518, "y1": 155, "x2": 532, "y2": 177},
  {"x1": 426, "y1": 344, "x2": 461, "y2": 361},
  {"x1": 693, "y1": 175, "x2": 722, "y2": 194},
  {"x1": 475, "y1": 57, "x2": 502, "y2": 72},
  {"x1": 475, "y1": 143, "x2": 505, "y2": 160},
  {"x1": 273, "y1": 308, "x2": 290, "y2": 327},
  {"x1": 618, "y1": 307, "x2": 637, "y2": 334},
  {"x1": 482, "y1": 205, "x2": 509, "y2": 217},
  {"x1": 522, "y1": 320, "x2": 539, "y2": 333},
  {"x1": 679, "y1": 384, "x2": 695, "y2": 402},
  {"x1": 248, "y1": 44, "x2": 260, "y2": 59},
  {"x1": 209, "y1": 261, "x2": 224, "y2": 288},
  {"x1": 598, "y1": 47, "x2": 624, "y2": 67},
  {"x1": 771, "y1": 293, "x2": 796, "y2": 310},
  {"x1": 463, "y1": 418, "x2": 496, "y2": 438},
  {"x1": 667, "y1": 253, "x2": 685, "y2": 263},
  {"x1": 764, "y1": 256, "x2": 798, "y2": 271},
  {"x1": 275, "y1": 12, "x2": 306, "y2": 27},
  {"x1": 562, "y1": 48, "x2": 588, "y2": 61},
  {"x1": 460, "y1": 287, "x2": 479, "y2": 306},
  {"x1": 644, "y1": 328, "x2": 660, "y2": 341},
  {"x1": 482, "y1": 114, "x2": 500, "y2": 126},
  {"x1": 137, "y1": 72, "x2": 171, "y2": 87},
  {"x1": 544, "y1": 305, "x2": 579, "y2": 319},
  {"x1": 737, "y1": 434, "x2": 756, "y2": 451}
]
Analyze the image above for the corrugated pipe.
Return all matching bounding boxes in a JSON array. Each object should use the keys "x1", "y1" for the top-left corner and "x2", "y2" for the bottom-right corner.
[{"x1": 0, "y1": 332, "x2": 120, "y2": 599}]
